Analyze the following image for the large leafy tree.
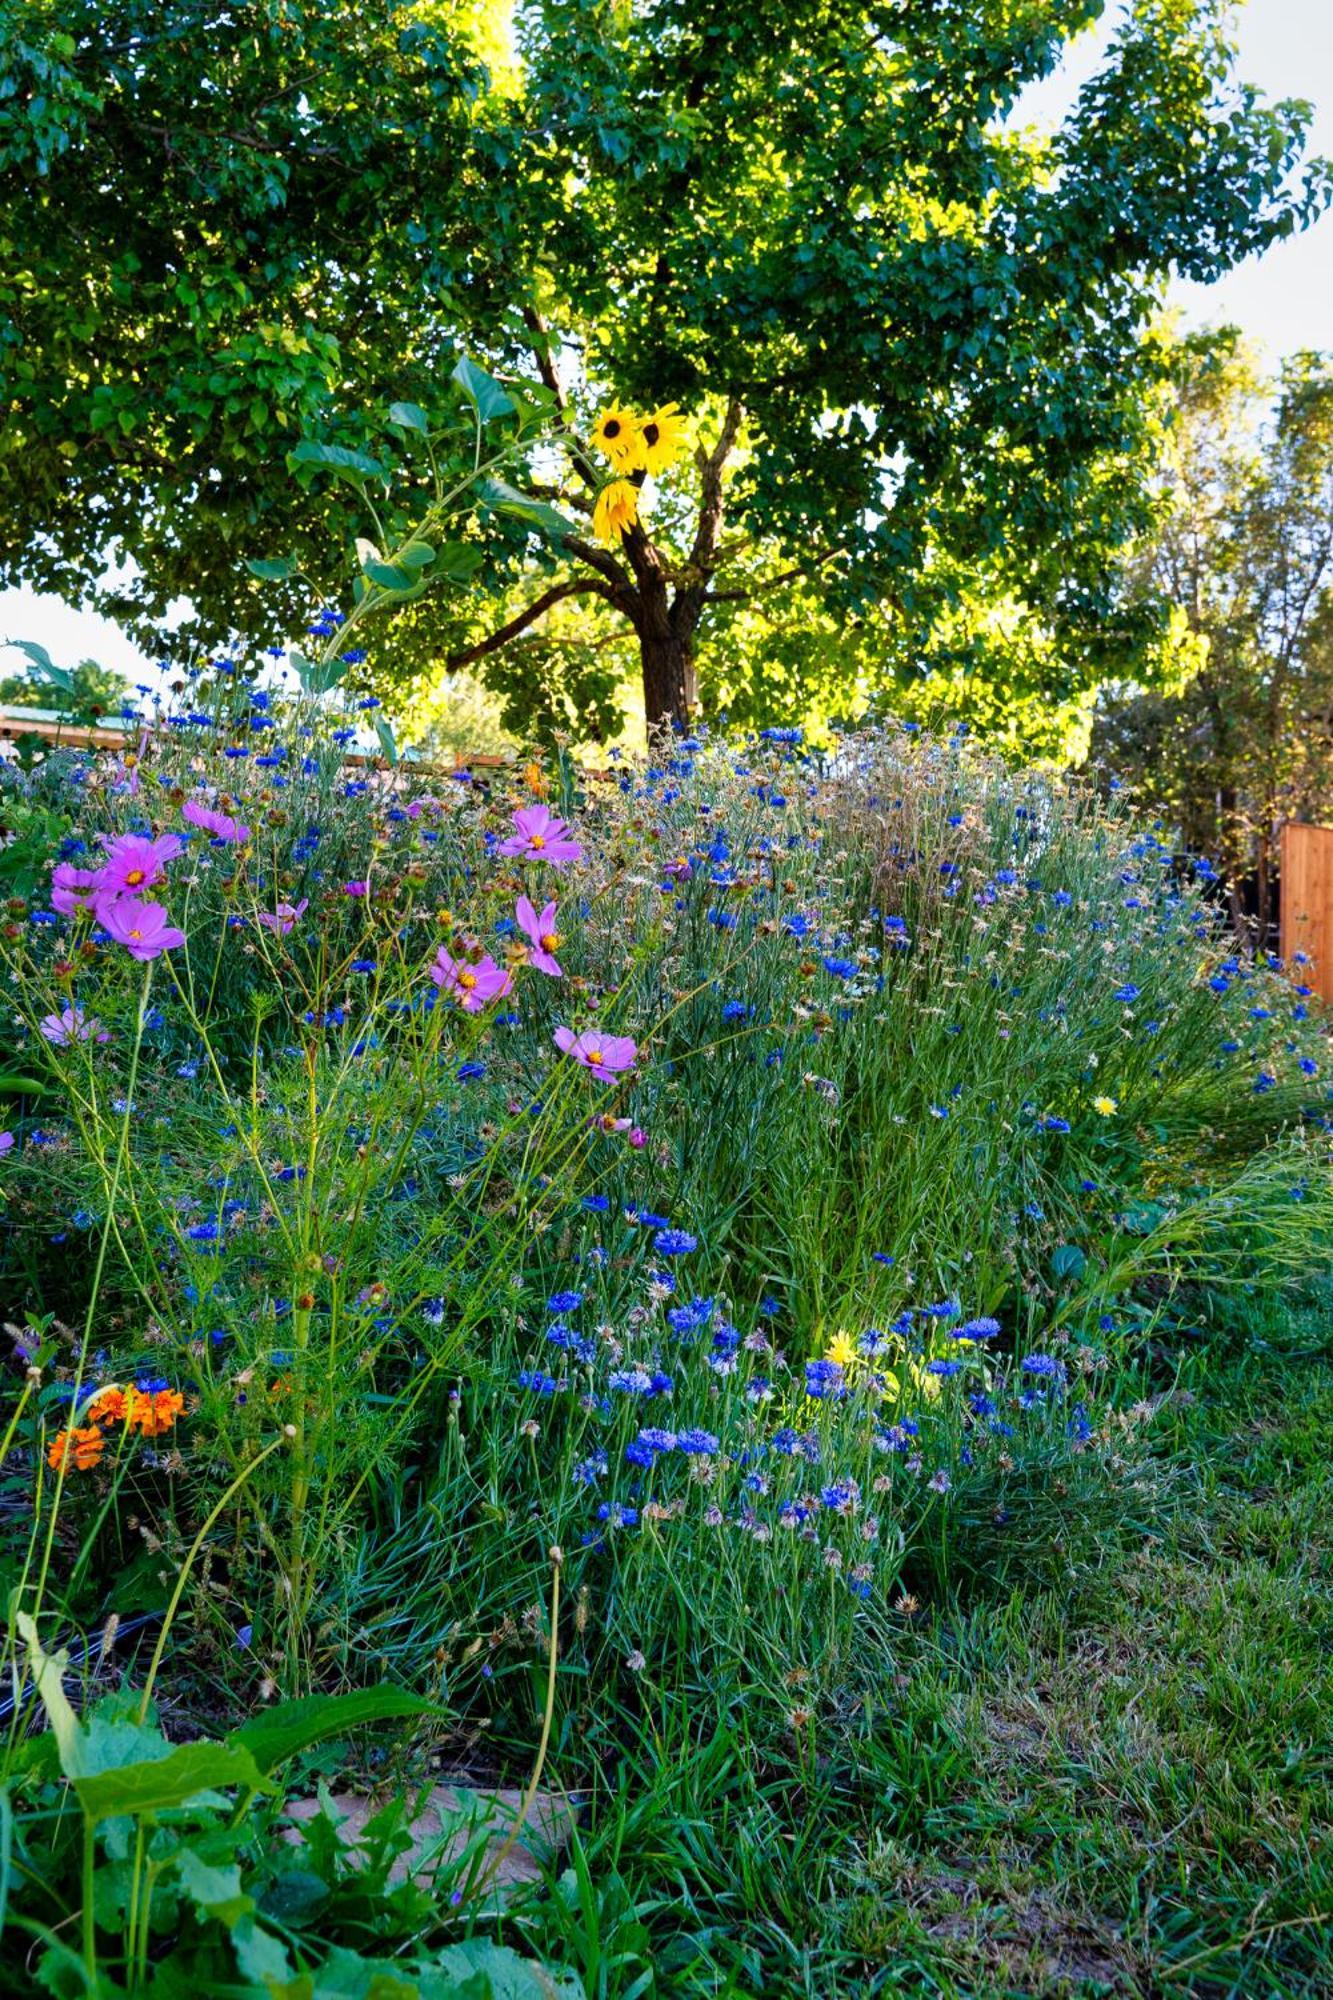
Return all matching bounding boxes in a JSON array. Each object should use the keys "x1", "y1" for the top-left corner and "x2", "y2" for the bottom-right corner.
[
  {"x1": 1095, "y1": 332, "x2": 1333, "y2": 940},
  {"x1": 2, "y1": 0, "x2": 1328, "y2": 735}
]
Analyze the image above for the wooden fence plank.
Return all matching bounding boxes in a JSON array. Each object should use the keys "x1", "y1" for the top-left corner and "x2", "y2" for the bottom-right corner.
[{"x1": 1280, "y1": 822, "x2": 1333, "y2": 1004}]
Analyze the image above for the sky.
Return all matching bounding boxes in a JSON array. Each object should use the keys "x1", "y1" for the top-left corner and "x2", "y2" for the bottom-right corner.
[{"x1": 2, "y1": 0, "x2": 1330, "y2": 693}]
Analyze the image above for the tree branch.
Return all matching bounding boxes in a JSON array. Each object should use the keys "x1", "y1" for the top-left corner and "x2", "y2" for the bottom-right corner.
[
  {"x1": 445, "y1": 580, "x2": 618, "y2": 670},
  {"x1": 522, "y1": 306, "x2": 602, "y2": 493}
]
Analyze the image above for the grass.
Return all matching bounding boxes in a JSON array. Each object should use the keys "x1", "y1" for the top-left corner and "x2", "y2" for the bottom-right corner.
[{"x1": 513, "y1": 1300, "x2": 1333, "y2": 1998}]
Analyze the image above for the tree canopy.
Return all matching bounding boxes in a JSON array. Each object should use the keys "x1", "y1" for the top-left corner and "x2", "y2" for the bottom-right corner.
[
  {"x1": 2, "y1": 0, "x2": 1329, "y2": 738},
  {"x1": 1095, "y1": 332, "x2": 1333, "y2": 939}
]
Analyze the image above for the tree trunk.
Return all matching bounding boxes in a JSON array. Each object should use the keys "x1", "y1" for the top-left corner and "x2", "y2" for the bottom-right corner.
[{"x1": 640, "y1": 626, "x2": 695, "y2": 728}]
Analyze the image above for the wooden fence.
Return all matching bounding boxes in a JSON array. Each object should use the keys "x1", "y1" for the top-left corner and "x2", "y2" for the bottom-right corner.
[{"x1": 1279, "y1": 822, "x2": 1333, "y2": 1005}]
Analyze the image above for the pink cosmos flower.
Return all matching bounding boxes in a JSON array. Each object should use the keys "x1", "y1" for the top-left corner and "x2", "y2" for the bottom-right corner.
[
  {"x1": 51, "y1": 863, "x2": 104, "y2": 916},
  {"x1": 516, "y1": 896, "x2": 563, "y2": 977},
  {"x1": 430, "y1": 948, "x2": 513, "y2": 1013},
  {"x1": 98, "y1": 832, "x2": 184, "y2": 899},
  {"x1": 182, "y1": 798, "x2": 251, "y2": 844},
  {"x1": 40, "y1": 1006, "x2": 109, "y2": 1046},
  {"x1": 0, "y1": 1131, "x2": 13, "y2": 1156},
  {"x1": 498, "y1": 805, "x2": 584, "y2": 869},
  {"x1": 553, "y1": 1025, "x2": 637, "y2": 1078},
  {"x1": 256, "y1": 899, "x2": 309, "y2": 936},
  {"x1": 96, "y1": 897, "x2": 187, "y2": 961}
]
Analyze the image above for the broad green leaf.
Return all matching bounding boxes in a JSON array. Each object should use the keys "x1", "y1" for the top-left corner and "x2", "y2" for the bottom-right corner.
[
  {"x1": 74, "y1": 1739, "x2": 272, "y2": 1822},
  {"x1": 1050, "y1": 1243, "x2": 1087, "y2": 1282},
  {"x1": 430, "y1": 1940, "x2": 586, "y2": 1999},
  {"x1": 1, "y1": 640, "x2": 74, "y2": 693},
  {"x1": 15, "y1": 1615, "x2": 81, "y2": 1776},
  {"x1": 434, "y1": 543, "x2": 485, "y2": 582},
  {"x1": 451, "y1": 355, "x2": 514, "y2": 424},
  {"x1": 231, "y1": 1914, "x2": 296, "y2": 1987},
  {"x1": 245, "y1": 556, "x2": 298, "y2": 582},
  {"x1": 0, "y1": 1074, "x2": 44, "y2": 1094},
  {"x1": 288, "y1": 439, "x2": 388, "y2": 484},
  {"x1": 388, "y1": 400, "x2": 430, "y2": 434},
  {"x1": 397, "y1": 541, "x2": 437, "y2": 570},
  {"x1": 363, "y1": 560, "x2": 416, "y2": 592},
  {"x1": 375, "y1": 715, "x2": 398, "y2": 767},
  {"x1": 476, "y1": 479, "x2": 572, "y2": 543},
  {"x1": 228, "y1": 1687, "x2": 441, "y2": 1775},
  {"x1": 174, "y1": 1849, "x2": 254, "y2": 1928}
]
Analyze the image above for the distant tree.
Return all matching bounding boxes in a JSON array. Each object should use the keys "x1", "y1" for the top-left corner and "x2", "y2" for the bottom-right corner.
[
  {"x1": 1094, "y1": 332, "x2": 1333, "y2": 939},
  {"x1": 0, "y1": 655, "x2": 129, "y2": 716},
  {"x1": 2, "y1": 0, "x2": 1329, "y2": 736}
]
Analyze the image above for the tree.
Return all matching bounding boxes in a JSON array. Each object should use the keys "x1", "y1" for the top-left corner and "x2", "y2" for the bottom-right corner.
[
  {"x1": 3, "y1": 0, "x2": 1329, "y2": 733},
  {"x1": 0, "y1": 654, "x2": 129, "y2": 715},
  {"x1": 1094, "y1": 332, "x2": 1333, "y2": 941}
]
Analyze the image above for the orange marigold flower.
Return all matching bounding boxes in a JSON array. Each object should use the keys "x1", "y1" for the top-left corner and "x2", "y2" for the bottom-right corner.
[
  {"x1": 48, "y1": 1425, "x2": 106, "y2": 1473},
  {"x1": 86, "y1": 1385, "x2": 131, "y2": 1427},
  {"x1": 132, "y1": 1388, "x2": 185, "y2": 1437}
]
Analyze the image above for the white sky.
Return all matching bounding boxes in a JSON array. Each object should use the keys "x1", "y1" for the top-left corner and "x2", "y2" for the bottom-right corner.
[{"x1": 3, "y1": 0, "x2": 1330, "y2": 691}]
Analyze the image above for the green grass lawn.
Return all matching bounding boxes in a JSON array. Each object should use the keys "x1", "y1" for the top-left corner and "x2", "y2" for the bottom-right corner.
[{"x1": 522, "y1": 1317, "x2": 1333, "y2": 1998}]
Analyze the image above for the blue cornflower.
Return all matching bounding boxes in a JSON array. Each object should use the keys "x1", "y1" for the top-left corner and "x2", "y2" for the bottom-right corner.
[
  {"x1": 548, "y1": 1290, "x2": 583, "y2": 1313},
  {"x1": 653, "y1": 1228, "x2": 697, "y2": 1256},
  {"x1": 1112, "y1": 983, "x2": 1140, "y2": 1003},
  {"x1": 804, "y1": 1358, "x2": 845, "y2": 1400},
  {"x1": 676, "y1": 1428, "x2": 720, "y2": 1455}
]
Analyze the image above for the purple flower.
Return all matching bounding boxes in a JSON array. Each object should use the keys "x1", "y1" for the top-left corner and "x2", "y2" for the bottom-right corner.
[
  {"x1": 0, "y1": 1131, "x2": 13, "y2": 1156},
  {"x1": 97, "y1": 897, "x2": 187, "y2": 961},
  {"x1": 431, "y1": 948, "x2": 513, "y2": 1013},
  {"x1": 183, "y1": 799, "x2": 251, "y2": 843},
  {"x1": 98, "y1": 832, "x2": 184, "y2": 898},
  {"x1": 40, "y1": 1006, "x2": 109, "y2": 1046},
  {"x1": 499, "y1": 805, "x2": 585, "y2": 868},
  {"x1": 553, "y1": 1026, "x2": 637, "y2": 1077},
  {"x1": 50, "y1": 862, "x2": 103, "y2": 916},
  {"x1": 516, "y1": 895, "x2": 563, "y2": 977},
  {"x1": 256, "y1": 898, "x2": 308, "y2": 936}
]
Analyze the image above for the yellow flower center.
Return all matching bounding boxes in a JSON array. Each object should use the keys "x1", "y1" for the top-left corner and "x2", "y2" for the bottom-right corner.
[
  {"x1": 540, "y1": 932, "x2": 558, "y2": 950},
  {"x1": 529, "y1": 833, "x2": 545, "y2": 850},
  {"x1": 127, "y1": 928, "x2": 143, "y2": 941},
  {"x1": 586, "y1": 1047, "x2": 603, "y2": 1064},
  {"x1": 458, "y1": 970, "x2": 477, "y2": 989},
  {"x1": 126, "y1": 868, "x2": 146, "y2": 886}
]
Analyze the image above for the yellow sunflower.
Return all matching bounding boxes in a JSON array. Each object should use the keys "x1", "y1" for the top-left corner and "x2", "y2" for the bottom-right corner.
[
  {"x1": 592, "y1": 477, "x2": 639, "y2": 544},
  {"x1": 589, "y1": 404, "x2": 644, "y2": 472},
  {"x1": 638, "y1": 402, "x2": 687, "y2": 475}
]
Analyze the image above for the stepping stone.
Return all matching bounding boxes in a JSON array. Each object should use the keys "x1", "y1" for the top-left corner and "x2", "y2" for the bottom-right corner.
[{"x1": 281, "y1": 1783, "x2": 576, "y2": 1891}]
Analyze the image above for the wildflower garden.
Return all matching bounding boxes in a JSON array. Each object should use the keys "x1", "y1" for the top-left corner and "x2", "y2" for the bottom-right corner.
[{"x1": 3, "y1": 4, "x2": 1333, "y2": 1995}]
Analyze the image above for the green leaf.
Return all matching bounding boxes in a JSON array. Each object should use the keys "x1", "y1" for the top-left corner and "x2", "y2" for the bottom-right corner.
[
  {"x1": 288, "y1": 439, "x2": 388, "y2": 484},
  {"x1": 1050, "y1": 1243, "x2": 1087, "y2": 1282},
  {"x1": 227, "y1": 1687, "x2": 441, "y2": 1775},
  {"x1": 174, "y1": 1849, "x2": 254, "y2": 1928},
  {"x1": 0, "y1": 1074, "x2": 44, "y2": 1094},
  {"x1": 74, "y1": 1740, "x2": 272, "y2": 1822},
  {"x1": 245, "y1": 555, "x2": 299, "y2": 582},
  {"x1": 451, "y1": 356, "x2": 514, "y2": 425},
  {"x1": 231, "y1": 1914, "x2": 296, "y2": 1988},
  {"x1": 476, "y1": 479, "x2": 572, "y2": 543},
  {"x1": 397, "y1": 541, "x2": 437, "y2": 570},
  {"x1": 362, "y1": 560, "x2": 416, "y2": 592},
  {"x1": 388, "y1": 401, "x2": 430, "y2": 434},
  {"x1": 1, "y1": 640, "x2": 74, "y2": 693},
  {"x1": 434, "y1": 543, "x2": 485, "y2": 583},
  {"x1": 15, "y1": 1615, "x2": 81, "y2": 1776},
  {"x1": 375, "y1": 715, "x2": 398, "y2": 767}
]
